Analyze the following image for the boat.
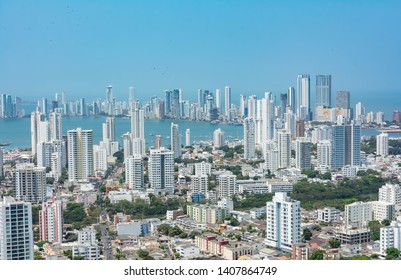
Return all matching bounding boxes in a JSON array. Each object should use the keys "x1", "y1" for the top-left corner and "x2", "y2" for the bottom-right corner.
[{"x1": 0, "y1": 142, "x2": 11, "y2": 146}]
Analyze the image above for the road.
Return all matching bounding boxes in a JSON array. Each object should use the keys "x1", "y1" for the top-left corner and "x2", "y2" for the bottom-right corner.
[{"x1": 99, "y1": 211, "x2": 113, "y2": 260}]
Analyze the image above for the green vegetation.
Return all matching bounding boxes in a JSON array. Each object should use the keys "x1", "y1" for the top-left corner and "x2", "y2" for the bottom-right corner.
[
  {"x1": 233, "y1": 193, "x2": 274, "y2": 210},
  {"x1": 113, "y1": 150, "x2": 124, "y2": 164},
  {"x1": 64, "y1": 203, "x2": 101, "y2": 229},
  {"x1": 385, "y1": 247, "x2": 400, "y2": 260},
  {"x1": 106, "y1": 196, "x2": 185, "y2": 218},
  {"x1": 292, "y1": 174, "x2": 386, "y2": 210},
  {"x1": 342, "y1": 255, "x2": 371, "y2": 260},
  {"x1": 32, "y1": 205, "x2": 42, "y2": 225},
  {"x1": 65, "y1": 232, "x2": 78, "y2": 242},
  {"x1": 115, "y1": 253, "x2": 126, "y2": 260},
  {"x1": 329, "y1": 239, "x2": 341, "y2": 248},
  {"x1": 302, "y1": 228, "x2": 312, "y2": 241},
  {"x1": 220, "y1": 145, "x2": 244, "y2": 159},
  {"x1": 137, "y1": 250, "x2": 150, "y2": 259},
  {"x1": 229, "y1": 217, "x2": 240, "y2": 226},
  {"x1": 218, "y1": 165, "x2": 249, "y2": 180},
  {"x1": 34, "y1": 251, "x2": 43, "y2": 260},
  {"x1": 157, "y1": 224, "x2": 184, "y2": 237},
  {"x1": 36, "y1": 240, "x2": 50, "y2": 247},
  {"x1": 310, "y1": 250, "x2": 325, "y2": 260}
]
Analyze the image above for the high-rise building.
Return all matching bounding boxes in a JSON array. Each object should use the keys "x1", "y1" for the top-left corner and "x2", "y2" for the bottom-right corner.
[
  {"x1": 191, "y1": 175, "x2": 208, "y2": 195},
  {"x1": 15, "y1": 163, "x2": 46, "y2": 204},
  {"x1": 224, "y1": 86, "x2": 231, "y2": 119},
  {"x1": 376, "y1": 111, "x2": 384, "y2": 125},
  {"x1": 380, "y1": 219, "x2": 401, "y2": 256},
  {"x1": 102, "y1": 117, "x2": 115, "y2": 142},
  {"x1": 0, "y1": 148, "x2": 3, "y2": 177},
  {"x1": 377, "y1": 133, "x2": 389, "y2": 157},
  {"x1": 392, "y1": 111, "x2": 401, "y2": 123},
  {"x1": 316, "y1": 75, "x2": 331, "y2": 108},
  {"x1": 243, "y1": 118, "x2": 255, "y2": 160},
  {"x1": 194, "y1": 162, "x2": 212, "y2": 176},
  {"x1": 31, "y1": 111, "x2": 44, "y2": 156},
  {"x1": 297, "y1": 74, "x2": 311, "y2": 120},
  {"x1": 295, "y1": 138, "x2": 311, "y2": 171},
  {"x1": 213, "y1": 128, "x2": 225, "y2": 148},
  {"x1": 317, "y1": 140, "x2": 332, "y2": 167},
  {"x1": 331, "y1": 123, "x2": 361, "y2": 169},
  {"x1": 355, "y1": 102, "x2": 366, "y2": 123},
  {"x1": 266, "y1": 192, "x2": 301, "y2": 251},
  {"x1": 67, "y1": 128, "x2": 93, "y2": 182},
  {"x1": 125, "y1": 155, "x2": 144, "y2": 190},
  {"x1": 279, "y1": 93, "x2": 287, "y2": 119},
  {"x1": 93, "y1": 145, "x2": 108, "y2": 173},
  {"x1": 122, "y1": 133, "x2": 132, "y2": 160},
  {"x1": 155, "y1": 135, "x2": 162, "y2": 149},
  {"x1": 50, "y1": 108, "x2": 63, "y2": 141},
  {"x1": 171, "y1": 123, "x2": 181, "y2": 158},
  {"x1": 287, "y1": 87, "x2": 296, "y2": 113},
  {"x1": 0, "y1": 197, "x2": 34, "y2": 260},
  {"x1": 149, "y1": 147, "x2": 174, "y2": 195},
  {"x1": 185, "y1": 128, "x2": 191, "y2": 147},
  {"x1": 278, "y1": 130, "x2": 291, "y2": 169},
  {"x1": 336, "y1": 91, "x2": 350, "y2": 109},
  {"x1": 379, "y1": 183, "x2": 401, "y2": 205},
  {"x1": 39, "y1": 199, "x2": 63, "y2": 243},
  {"x1": 218, "y1": 174, "x2": 236, "y2": 199}
]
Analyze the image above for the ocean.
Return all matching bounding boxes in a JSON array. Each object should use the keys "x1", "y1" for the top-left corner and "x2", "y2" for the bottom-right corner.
[{"x1": 1, "y1": 115, "x2": 400, "y2": 151}]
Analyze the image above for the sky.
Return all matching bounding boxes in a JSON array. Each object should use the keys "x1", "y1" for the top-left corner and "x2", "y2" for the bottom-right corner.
[{"x1": 1, "y1": 1, "x2": 401, "y2": 114}]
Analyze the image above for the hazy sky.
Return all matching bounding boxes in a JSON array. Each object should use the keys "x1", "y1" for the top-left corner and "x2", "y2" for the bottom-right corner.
[{"x1": 1, "y1": 1, "x2": 401, "y2": 106}]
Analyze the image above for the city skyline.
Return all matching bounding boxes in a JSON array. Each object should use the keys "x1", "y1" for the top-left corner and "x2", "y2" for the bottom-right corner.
[{"x1": 1, "y1": 1, "x2": 401, "y2": 102}]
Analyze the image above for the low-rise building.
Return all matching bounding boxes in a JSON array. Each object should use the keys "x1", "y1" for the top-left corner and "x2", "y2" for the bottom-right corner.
[{"x1": 316, "y1": 207, "x2": 341, "y2": 223}]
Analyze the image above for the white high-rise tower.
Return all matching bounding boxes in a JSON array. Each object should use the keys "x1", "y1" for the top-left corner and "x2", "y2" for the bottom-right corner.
[{"x1": 67, "y1": 128, "x2": 93, "y2": 182}]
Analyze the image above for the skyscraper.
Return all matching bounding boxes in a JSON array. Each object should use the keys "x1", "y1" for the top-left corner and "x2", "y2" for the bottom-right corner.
[
  {"x1": 50, "y1": 108, "x2": 63, "y2": 141},
  {"x1": 297, "y1": 74, "x2": 311, "y2": 120},
  {"x1": 149, "y1": 147, "x2": 174, "y2": 195},
  {"x1": 213, "y1": 128, "x2": 225, "y2": 148},
  {"x1": 331, "y1": 122, "x2": 361, "y2": 169},
  {"x1": 287, "y1": 87, "x2": 296, "y2": 113},
  {"x1": 266, "y1": 192, "x2": 301, "y2": 251},
  {"x1": 31, "y1": 111, "x2": 44, "y2": 156},
  {"x1": 215, "y1": 89, "x2": 221, "y2": 114},
  {"x1": 243, "y1": 118, "x2": 255, "y2": 160},
  {"x1": 336, "y1": 91, "x2": 350, "y2": 109},
  {"x1": 0, "y1": 149, "x2": 2, "y2": 177},
  {"x1": 131, "y1": 108, "x2": 145, "y2": 156},
  {"x1": 185, "y1": 128, "x2": 191, "y2": 147},
  {"x1": 377, "y1": 133, "x2": 389, "y2": 157},
  {"x1": 316, "y1": 75, "x2": 331, "y2": 107},
  {"x1": 317, "y1": 140, "x2": 332, "y2": 167},
  {"x1": 67, "y1": 128, "x2": 93, "y2": 182},
  {"x1": 102, "y1": 116, "x2": 115, "y2": 142},
  {"x1": 224, "y1": 86, "x2": 231, "y2": 119},
  {"x1": 0, "y1": 197, "x2": 34, "y2": 260},
  {"x1": 15, "y1": 163, "x2": 46, "y2": 204},
  {"x1": 278, "y1": 130, "x2": 291, "y2": 169},
  {"x1": 125, "y1": 155, "x2": 144, "y2": 190},
  {"x1": 295, "y1": 138, "x2": 312, "y2": 171},
  {"x1": 39, "y1": 199, "x2": 63, "y2": 243},
  {"x1": 171, "y1": 123, "x2": 181, "y2": 158}
]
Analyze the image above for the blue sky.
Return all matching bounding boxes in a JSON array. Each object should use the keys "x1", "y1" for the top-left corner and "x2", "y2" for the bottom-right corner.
[{"x1": 1, "y1": 0, "x2": 401, "y2": 111}]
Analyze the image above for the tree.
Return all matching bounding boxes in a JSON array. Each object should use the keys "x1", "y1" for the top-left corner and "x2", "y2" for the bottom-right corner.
[
  {"x1": 115, "y1": 253, "x2": 126, "y2": 260},
  {"x1": 302, "y1": 228, "x2": 312, "y2": 241},
  {"x1": 385, "y1": 247, "x2": 400, "y2": 260},
  {"x1": 65, "y1": 232, "x2": 78, "y2": 242},
  {"x1": 158, "y1": 224, "x2": 172, "y2": 235},
  {"x1": 382, "y1": 219, "x2": 391, "y2": 226},
  {"x1": 229, "y1": 217, "x2": 240, "y2": 227},
  {"x1": 329, "y1": 239, "x2": 341, "y2": 249},
  {"x1": 310, "y1": 250, "x2": 325, "y2": 260},
  {"x1": 113, "y1": 151, "x2": 124, "y2": 164},
  {"x1": 137, "y1": 250, "x2": 149, "y2": 259}
]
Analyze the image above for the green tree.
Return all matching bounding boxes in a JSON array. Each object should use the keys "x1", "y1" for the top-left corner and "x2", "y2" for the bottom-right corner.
[
  {"x1": 385, "y1": 247, "x2": 400, "y2": 260},
  {"x1": 113, "y1": 150, "x2": 124, "y2": 164},
  {"x1": 382, "y1": 219, "x2": 391, "y2": 226},
  {"x1": 137, "y1": 250, "x2": 149, "y2": 259},
  {"x1": 310, "y1": 250, "x2": 325, "y2": 260},
  {"x1": 302, "y1": 228, "x2": 312, "y2": 241},
  {"x1": 229, "y1": 217, "x2": 240, "y2": 227},
  {"x1": 115, "y1": 253, "x2": 126, "y2": 260},
  {"x1": 329, "y1": 239, "x2": 341, "y2": 248},
  {"x1": 158, "y1": 224, "x2": 172, "y2": 235}
]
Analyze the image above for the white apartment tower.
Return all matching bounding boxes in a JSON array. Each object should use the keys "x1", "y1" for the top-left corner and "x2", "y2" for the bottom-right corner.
[
  {"x1": 376, "y1": 133, "x2": 389, "y2": 157},
  {"x1": 379, "y1": 183, "x2": 401, "y2": 205},
  {"x1": 380, "y1": 219, "x2": 401, "y2": 256},
  {"x1": 191, "y1": 175, "x2": 208, "y2": 195},
  {"x1": 67, "y1": 128, "x2": 93, "y2": 182},
  {"x1": 15, "y1": 163, "x2": 46, "y2": 204},
  {"x1": 213, "y1": 128, "x2": 225, "y2": 148},
  {"x1": 224, "y1": 86, "x2": 231, "y2": 119},
  {"x1": 317, "y1": 140, "x2": 332, "y2": 167},
  {"x1": 185, "y1": 128, "x2": 191, "y2": 147},
  {"x1": 39, "y1": 199, "x2": 63, "y2": 243},
  {"x1": 195, "y1": 162, "x2": 212, "y2": 176},
  {"x1": 243, "y1": 117, "x2": 255, "y2": 160},
  {"x1": 149, "y1": 147, "x2": 174, "y2": 195},
  {"x1": 297, "y1": 74, "x2": 311, "y2": 120},
  {"x1": 266, "y1": 192, "x2": 301, "y2": 251},
  {"x1": 218, "y1": 174, "x2": 236, "y2": 199},
  {"x1": 0, "y1": 197, "x2": 34, "y2": 260},
  {"x1": 278, "y1": 130, "x2": 291, "y2": 169},
  {"x1": 171, "y1": 122, "x2": 181, "y2": 158},
  {"x1": 131, "y1": 108, "x2": 145, "y2": 156},
  {"x1": 125, "y1": 155, "x2": 144, "y2": 190}
]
